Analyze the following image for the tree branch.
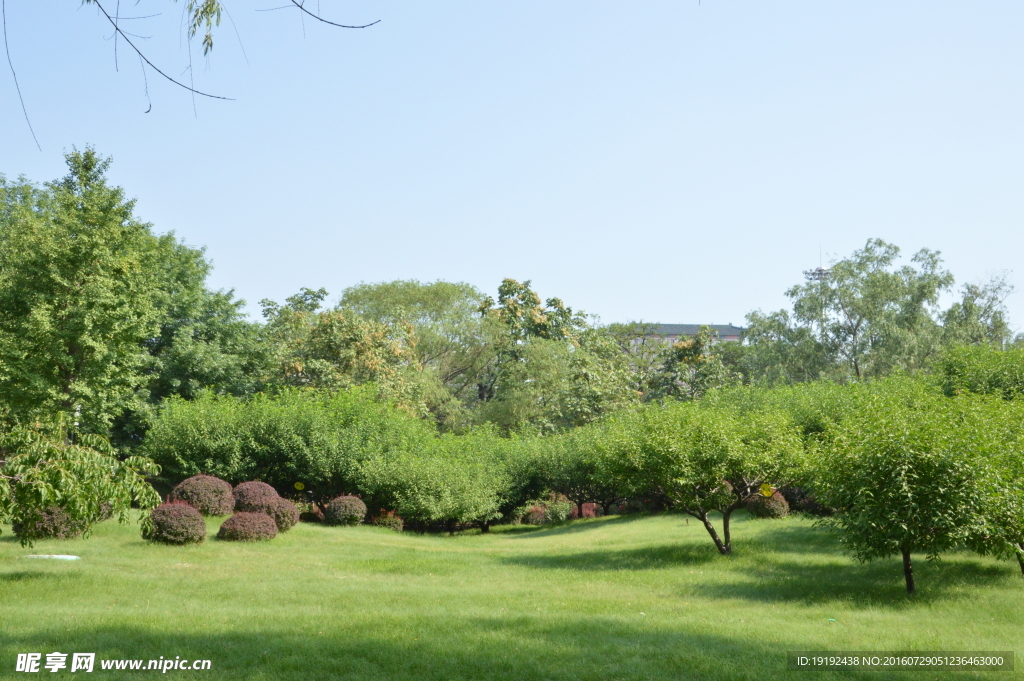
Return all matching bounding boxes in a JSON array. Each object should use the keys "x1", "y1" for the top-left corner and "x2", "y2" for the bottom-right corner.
[{"x1": 288, "y1": 1, "x2": 380, "y2": 29}]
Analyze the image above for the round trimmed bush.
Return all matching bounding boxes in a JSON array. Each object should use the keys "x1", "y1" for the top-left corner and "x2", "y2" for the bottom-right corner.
[
  {"x1": 171, "y1": 475, "x2": 234, "y2": 516},
  {"x1": 746, "y1": 490, "x2": 790, "y2": 519},
  {"x1": 259, "y1": 497, "x2": 299, "y2": 532},
  {"x1": 324, "y1": 496, "x2": 366, "y2": 526},
  {"x1": 13, "y1": 507, "x2": 88, "y2": 540},
  {"x1": 233, "y1": 481, "x2": 280, "y2": 512},
  {"x1": 217, "y1": 512, "x2": 278, "y2": 541},
  {"x1": 372, "y1": 513, "x2": 403, "y2": 532},
  {"x1": 145, "y1": 502, "x2": 206, "y2": 545}
]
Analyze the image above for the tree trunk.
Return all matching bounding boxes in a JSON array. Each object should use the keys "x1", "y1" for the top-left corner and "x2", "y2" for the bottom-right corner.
[
  {"x1": 721, "y1": 506, "x2": 736, "y2": 555},
  {"x1": 480, "y1": 520, "x2": 490, "y2": 534},
  {"x1": 902, "y1": 547, "x2": 915, "y2": 594},
  {"x1": 697, "y1": 512, "x2": 730, "y2": 555},
  {"x1": 1016, "y1": 544, "x2": 1024, "y2": 578},
  {"x1": 577, "y1": 501, "x2": 585, "y2": 520}
]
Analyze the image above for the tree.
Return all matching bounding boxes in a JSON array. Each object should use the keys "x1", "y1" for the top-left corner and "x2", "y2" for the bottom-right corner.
[
  {"x1": 0, "y1": 419, "x2": 161, "y2": 546},
  {"x1": 0, "y1": 148, "x2": 162, "y2": 432},
  {"x1": 599, "y1": 401, "x2": 803, "y2": 555},
  {"x1": 815, "y1": 380, "x2": 993, "y2": 593},
  {"x1": 744, "y1": 239, "x2": 956, "y2": 384},
  {"x1": 649, "y1": 326, "x2": 740, "y2": 400},
  {"x1": 260, "y1": 288, "x2": 426, "y2": 415}
]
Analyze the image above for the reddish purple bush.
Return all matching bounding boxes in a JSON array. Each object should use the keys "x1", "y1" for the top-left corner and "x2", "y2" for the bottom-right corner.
[
  {"x1": 217, "y1": 512, "x2": 278, "y2": 541},
  {"x1": 259, "y1": 497, "x2": 299, "y2": 532},
  {"x1": 233, "y1": 481, "x2": 280, "y2": 512},
  {"x1": 324, "y1": 496, "x2": 366, "y2": 526},
  {"x1": 171, "y1": 475, "x2": 235, "y2": 516},
  {"x1": 372, "y1": 511, "x2": 403, "y2": 532},
  {"x1": 145, "y1": 502, "x2": 207, "y2": 545},
  {"x1": 12, "y1": 507, "x2": 88, "y2": 540}
]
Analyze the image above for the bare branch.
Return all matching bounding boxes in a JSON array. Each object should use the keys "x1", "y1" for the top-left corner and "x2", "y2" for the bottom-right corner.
[
  {"x1": 2, "y1": 0, "x2": 41, "y2": 151},
  {"x1": 288, "y1": 1, "x2": 380, "y2": 29},
  {"x1": 89, "y1": 0, "x2": 233, "y2": 100}
]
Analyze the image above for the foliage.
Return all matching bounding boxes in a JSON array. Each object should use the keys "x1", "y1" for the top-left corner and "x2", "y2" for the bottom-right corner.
[
  {"x1": 217, "y1": 512, "x2": 278, "y2": 541},
  {"x1": 144, "y1": 501, "x2": 206, "y2": 545},
  {"x1": 260, "y1": 288, "x2": 426, "y2": 414},
  {"x1": 371, "y1": 511, "x2": 404, "y2": 532},
  {"x1": 324, "y1": 496, "x2": 366, "y2": 526},
  {"x1": 0, "y1": 420, "x2": 160, "y2": 546},
  {"x1": 814, "y1": 379, "x2": 996, "y2": 593},
  {"x1": 260, "y1": 497, "x2": 300, "y2": 533},
  {"x1": 0, "y1": 149, "x2": 163, "y2": 431},
  {"x1": 12, "y1": 506, "x2": 89, "y2": 541},
  {"x1": 741, "y1": 239, "x2": 1010, "y2": 385},
  {"x1": 939, "y1": 344, "x2": 1024, "y2": 400},
  {"x1": 170, "y1": 475, "x2": 234, "y2": 516},
  {"x1": 142, "y1": 388, "x2": 432, "y2": 505},
  {"x1": 745, "y1": 490, "x2": 789, "y2": 519},
  {"x1": 648, "y1": 326, "x2": 740, "y2": 401},
  {"x1": 233, "y1": 481, "x2": 280, "y2": 512},
  {"x1": 359, "y1": 429, "x2": 507, "y2": 530}
]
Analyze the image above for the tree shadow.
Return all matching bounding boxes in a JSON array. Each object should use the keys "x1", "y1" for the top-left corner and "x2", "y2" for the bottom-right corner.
[
  {"x1": 694, "y1": 552, "x2": 1017, "y2": 608},
  {"x1": 0, "y1": 570, "x2": 69, "y2": 583},
  {"x1": 502, "y1": 542, "x2": 720, "y2": 571},
  {"x1": 0, "y1": 618, "x2": 952, "y2": 681},
  {"x1": 503, "y1": 513, "x2": 652, "y2": 540}
]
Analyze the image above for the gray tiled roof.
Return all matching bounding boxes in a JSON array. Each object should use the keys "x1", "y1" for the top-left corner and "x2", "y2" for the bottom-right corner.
[{"x1": 649, "y1": 324, "x2": 745, "y2": 337}]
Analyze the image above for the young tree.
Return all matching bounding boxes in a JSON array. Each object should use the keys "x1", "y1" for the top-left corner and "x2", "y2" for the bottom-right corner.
[
  {"x1": 815, "y1": 381, "x2": 993, "y2": 593},
  {"x1": 649, "y1": 326, "x2": 740, "y2": 401}
]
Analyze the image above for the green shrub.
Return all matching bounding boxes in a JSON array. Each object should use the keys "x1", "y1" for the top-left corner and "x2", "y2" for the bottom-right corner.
[
  {"x1": 260, "y1": 497, "x2": 299, "y2": 532},
  {"x1": 233, "y1": 481, "x2": 279, "y2": 512},
  {"x1": 746, "y1": 490, "x2": 790, "y2": 518},
  {"x1": 372, "y1": 511, "x2": 403, "y2": 532},
  {"x1": 324, "y1": 496, "x2": 366, "y2": 526},
  {"x1": 13, "y1": 506, "x2": 88, "y2": 540},
  {"x1": 171, "y1": 475, "x2": 234, "y2": 516},
  {"x1": 144, "y1": 502, "x2": 206, "y2": 545},
  {"x1": 217, "y1": 512, "x2": 278, "y2": 541}
]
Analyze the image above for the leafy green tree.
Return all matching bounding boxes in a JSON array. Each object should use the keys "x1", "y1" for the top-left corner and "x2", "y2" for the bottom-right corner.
[
  {"x1": 0, "y1": 419, "x2": 161, "y2": 546},
  {"x1": 649, "y1": 326, "x2": 740, "y2": 400},
  {"x1": 260, "y1": 288, "x2": 427, "y2": 415},
  {"x1": 940, "y1": 277, "x2": 1014, "y2": 347},
  {"x1": 815, "y1": 380, "x2": 994, "y2": 593},
  {"x1": 744, "y1": 239, "x2": 958, "y2": 383},
  {"x1": 0, "y1": 149, "x2": 162, "y2": 432},
  {"x1": 599, "y1": 402, "x2": 803, "y2": 554},
  {"x1": 542, "y1": 425, "x2": 626, "y2": 518}
]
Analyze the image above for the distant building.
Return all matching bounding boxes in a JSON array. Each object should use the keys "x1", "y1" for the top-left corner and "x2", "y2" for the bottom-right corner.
[{"x1": 646, "y1": 324, "x2": 745, "y2": 343}]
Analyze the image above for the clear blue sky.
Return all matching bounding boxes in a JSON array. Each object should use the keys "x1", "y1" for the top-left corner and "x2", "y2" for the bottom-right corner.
[{"x1": 2, "y1": 1, "x2": 1022, "y2": 329}]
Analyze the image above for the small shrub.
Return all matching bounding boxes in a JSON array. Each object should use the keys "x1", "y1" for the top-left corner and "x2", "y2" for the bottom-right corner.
[
  {"x1": 523, "y1": 505, "x2": 547, "y2": 525},
  {"x1": 259, "y1": 497, "x2": 300, "y2": 532},
  {"x1": 12, "y1": 507, "x2": 88, "y2": 540},
  {"x1": 324, "y1": 496, "x2": 367, "y2": 526},
  {"x1": 233, "y1": 481, "x2": 280, "y2": 512},
  {"x1": 171, "y1": 475, "x2": 235, "y2": 516},
  {"x1": 746, "y1": 490, "x2": 790, "y2": 519},
  {"x1": 779, "y1": 486, "x2": 833, "y2": 517},
  {"x1": 145, "y1": 502, "x2": 206, "y2": 545},
  {"x1": 372, "y1": 511, "x2": 403, "y2": 532},
  {"x1": 217, "y1": 512, "x2": 278, "y2": 541}
]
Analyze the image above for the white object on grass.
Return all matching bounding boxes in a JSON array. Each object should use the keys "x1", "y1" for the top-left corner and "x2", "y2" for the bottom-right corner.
[{"x1": 22, "y1": 555, "x2": 81, "y2": 561}]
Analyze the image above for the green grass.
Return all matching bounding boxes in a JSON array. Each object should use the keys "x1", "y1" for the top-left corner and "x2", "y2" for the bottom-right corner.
[{"x1": 1, "y1": 512, "x2": 1022, "y2": 680}]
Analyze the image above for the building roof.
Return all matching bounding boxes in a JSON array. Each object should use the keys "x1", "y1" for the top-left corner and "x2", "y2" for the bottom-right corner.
[{"x1": 648, "y1": 324, "x2": 745, "y2": 337}]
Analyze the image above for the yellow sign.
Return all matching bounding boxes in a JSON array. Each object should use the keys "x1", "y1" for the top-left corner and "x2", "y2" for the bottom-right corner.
[
  {"x1": 294, "y1": 482, "x2": 305, "y2": 491},
  {"x1": 760, "y1": 483, "x2": 773, "y2": 497}
]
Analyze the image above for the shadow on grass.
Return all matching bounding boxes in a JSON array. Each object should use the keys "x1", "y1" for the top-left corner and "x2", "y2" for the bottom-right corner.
[
  {"x1": 503, "y1": 513, "x2": 653, "y2": 540},
  {"x1": 695, "y1": 552, "x2": 1017, "y2": 607},
  {"x1": 0, "y1": 618, "x2": 951, "y2": 681},
  {"x1": 502, "y1": 542, "x2": 720, "y2": 571},
  {"x1": 0, "y1": 570, "x2": 67, "y2": 583}
]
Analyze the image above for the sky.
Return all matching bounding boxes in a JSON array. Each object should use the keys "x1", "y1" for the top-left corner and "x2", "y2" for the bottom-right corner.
[{"x1": 2, "y1": 1, "x2": 1022, "y2": 329}]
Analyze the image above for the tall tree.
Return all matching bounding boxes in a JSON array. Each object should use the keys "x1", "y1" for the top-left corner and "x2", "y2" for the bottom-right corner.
[{"x1": 0, "y1": 148, "x2": 161, "y2": 432}]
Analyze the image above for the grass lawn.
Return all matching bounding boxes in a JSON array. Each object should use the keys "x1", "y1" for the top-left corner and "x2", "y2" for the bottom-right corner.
[{"x1": 1, "y1": 512, "x2": 1022, "y2": 680}]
